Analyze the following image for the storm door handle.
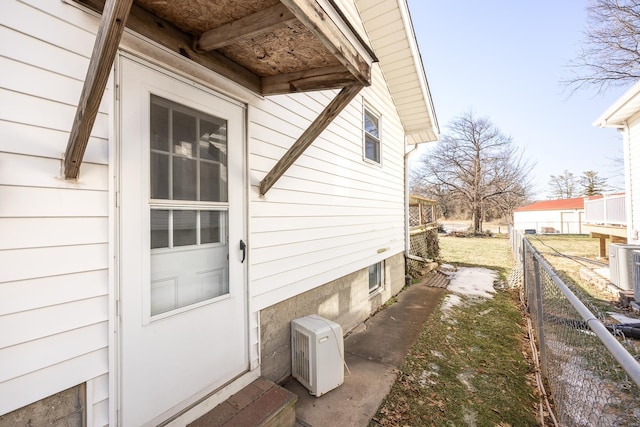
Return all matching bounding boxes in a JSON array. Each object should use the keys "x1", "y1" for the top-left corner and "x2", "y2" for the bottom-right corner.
[{"x1": 240, "y1": 240, "x2": 247, "y2": 263}]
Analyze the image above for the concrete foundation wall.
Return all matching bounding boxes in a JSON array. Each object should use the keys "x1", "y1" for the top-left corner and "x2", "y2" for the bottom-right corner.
[
  {"x1": 0, "y1": 384, "x2": 85, "y2": 427},
  {"x1": 259, "y1": 252, "x2": 405, "y2": 384}
]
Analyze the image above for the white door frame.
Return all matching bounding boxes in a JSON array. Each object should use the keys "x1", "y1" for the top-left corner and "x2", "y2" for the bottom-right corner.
[{"x1": 112, "y1": 52, "x2": 251, "y2": 426}]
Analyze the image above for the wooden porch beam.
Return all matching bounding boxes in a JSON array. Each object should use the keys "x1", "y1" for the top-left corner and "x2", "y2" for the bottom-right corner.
[
  {"x1": 280, "y1": 0, "x2": 372, "y2": 87},
  {"x1": 195, "y1": 3, "x2": 296, "y2": 51},
  {"x1": 259, "y1": 83, "x2": 363, "y2": 195},
  {"x1": 261, "y1": 65, "x2": 354, "y2": 95},
  {"x1": 64, "y1": 0, "x2": 132, "y2": 179}
]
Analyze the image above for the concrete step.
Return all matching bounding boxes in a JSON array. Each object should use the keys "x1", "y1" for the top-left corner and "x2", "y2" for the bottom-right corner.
[{"x1": 188, "y1": 378, "x2": 297, "y2": 427}]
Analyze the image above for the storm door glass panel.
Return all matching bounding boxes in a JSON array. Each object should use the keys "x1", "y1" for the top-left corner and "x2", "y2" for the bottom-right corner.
[{"x1": 149, "y1": 95, "x2": 230, "y2": 317}]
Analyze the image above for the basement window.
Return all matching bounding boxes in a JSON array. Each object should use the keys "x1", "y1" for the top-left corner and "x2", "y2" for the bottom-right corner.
[
  {"x1": 363, "y1": 107, "x2": 381, "y2": 164},
  {"x1": 368, "y1": 262, "x2": 383, "y2": 293}
]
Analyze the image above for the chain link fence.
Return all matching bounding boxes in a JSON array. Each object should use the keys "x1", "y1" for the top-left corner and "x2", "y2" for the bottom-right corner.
[{"x1": 511, "y1": 227, "x2": 640, "y2": 426}]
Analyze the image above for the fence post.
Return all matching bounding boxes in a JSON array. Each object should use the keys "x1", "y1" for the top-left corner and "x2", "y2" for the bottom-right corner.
[
  {"x1": 532, "y1": 255, "x2": 547, "y2": 376},
  {"x1": 521, "y1": 236, "x2": 525, "y2": 277}
]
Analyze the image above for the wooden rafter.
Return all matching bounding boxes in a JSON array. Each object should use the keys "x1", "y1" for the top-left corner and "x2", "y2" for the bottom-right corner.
[
  {"x1": 262, "y1": 65, "x2": 353, "y2": 95},
  {"x1": 280, "y1": 0, "x2": 371, "y2": 87},
  {"x1": 195, "y1": 3, "x2": 296, "y2": 51},
  {"x1": 259, "y1": 83, "x2": 363, "y2": 195},
  {"x1": 64, "y1": 0, "x2": 133, "y2": 179}
]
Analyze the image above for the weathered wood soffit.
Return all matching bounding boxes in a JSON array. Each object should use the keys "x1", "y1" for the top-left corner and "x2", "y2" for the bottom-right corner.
[
  {"x1": 65, "y1": 0, "x2": 376, "y2": 181},
  {"x1": 74, "y1": 0, "x2": 375, "y2": 95}
]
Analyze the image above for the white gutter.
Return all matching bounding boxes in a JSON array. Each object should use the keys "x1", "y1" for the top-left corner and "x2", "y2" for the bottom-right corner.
[
  {"x1": 594, "y1": 79, "x2": 640, "y2": 128},
  {"x1": 623, "y1": 123, "x2": 635, "y2": 242}
]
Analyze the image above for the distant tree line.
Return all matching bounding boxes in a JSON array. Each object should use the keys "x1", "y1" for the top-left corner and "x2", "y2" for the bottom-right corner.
[
  {"x1": 413, "y1": 0, "x2": 634, "y2": 233},
  {"x1": 547, "y1": 169, "x2": 610, "y2": 198},
  {"x1": 411, "y1": 111, "x2": 534, "y2": 233}
]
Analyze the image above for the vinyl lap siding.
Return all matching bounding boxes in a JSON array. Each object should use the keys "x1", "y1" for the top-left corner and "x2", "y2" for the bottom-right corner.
[
  {"x1": 0, "y1": 1, "x2": 110, "y2": 424},
  {"x1": 250, "y1": 65, "x2": 406, "y2": 309}
]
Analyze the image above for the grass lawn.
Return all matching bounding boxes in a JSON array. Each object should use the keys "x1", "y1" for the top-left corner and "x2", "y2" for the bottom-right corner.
[
  {"x1": 371, "y1": 235, "x2": 540, "y2": 426},
  {"x1": 526, "y1": 234, "x2": 614, "y2": 302}
]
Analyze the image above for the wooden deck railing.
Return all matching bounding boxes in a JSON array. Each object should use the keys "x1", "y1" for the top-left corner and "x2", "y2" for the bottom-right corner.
[{"x1": 584, "y1": 194, "x2": 626, "y2": 226}]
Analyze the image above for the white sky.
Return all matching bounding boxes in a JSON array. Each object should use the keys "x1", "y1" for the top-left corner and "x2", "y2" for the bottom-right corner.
[{"x1": 406, "y1": 0, "x2": 627, "y2": 199}]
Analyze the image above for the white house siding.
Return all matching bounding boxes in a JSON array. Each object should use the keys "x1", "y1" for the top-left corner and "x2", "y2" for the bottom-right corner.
[
  {"x1": 1, "y1": 0, "x2": 422, "y2": 424},
  {"x1": 0, "y1": 1, "x2": 110, "y2": 424},
  {"x1": 249, "y1": 63, "x2": 406, "y2": 310},
  {"x1": 627, "y1": 116, "x2": 640, "y2": 243}
]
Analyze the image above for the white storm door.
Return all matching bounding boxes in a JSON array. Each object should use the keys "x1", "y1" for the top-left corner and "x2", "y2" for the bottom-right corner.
[{"x1": 118, "y1": 56, "x2": 247, "y2": 426}]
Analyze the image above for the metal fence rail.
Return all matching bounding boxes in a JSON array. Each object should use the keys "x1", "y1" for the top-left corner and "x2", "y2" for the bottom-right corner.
[{"x1": 511, "y1": 227, "x2": 640, "y2": 426}]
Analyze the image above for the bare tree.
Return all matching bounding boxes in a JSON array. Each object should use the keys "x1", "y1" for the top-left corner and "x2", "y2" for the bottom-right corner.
[
  {"x1": 580, "y1": 170, "x2": 609, "y2": 195},
  {"x1": 412, "y1": 111, "x2": 533, "y2": 233},
  {"x1": 548, "y1": 170, "x2": 578, "y2": 199},
  {"x1": 606, "y1": 152, "x2": 626, "y2": 191},
  {"x1": 566, "y1": 0, "x2": 640, "y2": 92}
]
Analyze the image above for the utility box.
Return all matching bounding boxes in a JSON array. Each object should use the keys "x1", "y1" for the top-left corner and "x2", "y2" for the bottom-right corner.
[{"x1": 609, "y1": 244, "x2": 640, "y2": 291}]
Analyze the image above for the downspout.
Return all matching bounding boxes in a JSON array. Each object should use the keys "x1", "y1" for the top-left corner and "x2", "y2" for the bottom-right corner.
[
  {"x1": 405, "y1": 143, "x2": 419, "y2": 261},
  {"x1": 623, "y1": 123, "x2": 635, "y2": 242}
]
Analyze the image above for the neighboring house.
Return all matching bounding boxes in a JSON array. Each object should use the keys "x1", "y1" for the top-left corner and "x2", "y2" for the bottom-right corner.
[
  {"x1": 513, "y1": 197, "x2": 586, "y2": 234},
  {"x1": 594, "y1": 81, "x2": 640, "y2": 246},
  {"x1": 0, "y1": 1, "x2": 438, "y2": 426}
]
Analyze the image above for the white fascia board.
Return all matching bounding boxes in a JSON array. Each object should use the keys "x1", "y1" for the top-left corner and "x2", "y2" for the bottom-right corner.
[
  {"x1": 396, "y1": 0, "x2": 439, "y2": 142},
  {"x1": 318, "y1": 0, "x2": 377, "y2": 67},
  {"x1": 594, "y1": 79, "x2": 640, "y2": 128}
]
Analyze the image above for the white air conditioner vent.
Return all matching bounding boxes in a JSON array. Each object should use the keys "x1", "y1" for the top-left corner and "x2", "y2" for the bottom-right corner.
[
  {"x1": 292, "y1": 328, "x2": 310, "y2": 385},
  {"x1": 291, "y1": 314, "x2": 344, "y2": 396}
]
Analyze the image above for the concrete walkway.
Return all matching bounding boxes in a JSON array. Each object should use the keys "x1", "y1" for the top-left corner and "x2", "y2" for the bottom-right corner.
[{"x1": 285, "y1": 282, "x2": 446, "y2": 426}]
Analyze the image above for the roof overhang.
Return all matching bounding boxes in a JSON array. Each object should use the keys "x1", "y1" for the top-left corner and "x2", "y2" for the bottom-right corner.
[
  {"x1": 64, "y1": 0, "x2": 376, "y2": 184},
  {"x1": 594, "y1": 79, "x2": 640, "y2": 128},
  {"x1": 75, "y1": 0, "x2": 376, "y2": 95},
  {"x1": 356, "y1": 0, "x2": 439, "y2": 144}
]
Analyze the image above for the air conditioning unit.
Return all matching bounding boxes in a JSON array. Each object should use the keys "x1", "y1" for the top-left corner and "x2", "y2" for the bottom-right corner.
[
  {"x1": 632, "y1": 250, "x2": 640, "y2": 301},
  {"x1": 291, "y1": 314, "x2": 344, "y2": 396},
  {"x1": 609, "y1": 244, "x2": 640, "y2": 291}
]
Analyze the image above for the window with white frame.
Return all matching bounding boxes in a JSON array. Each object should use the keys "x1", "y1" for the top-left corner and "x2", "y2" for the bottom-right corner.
[
  {"x1": 363, "y1": 107, "x2": 381, "y2": 163},
  {"x1": 368, "y1": 262, "x2": 383, "y2": 293}
]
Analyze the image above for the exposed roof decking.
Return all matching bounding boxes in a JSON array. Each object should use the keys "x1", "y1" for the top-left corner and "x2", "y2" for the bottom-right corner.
[{"x1": 75, "y1": 0, "x2": 376, "y2": 95}]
